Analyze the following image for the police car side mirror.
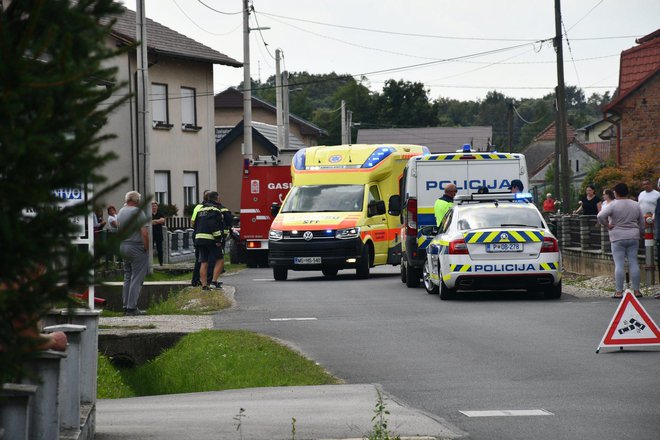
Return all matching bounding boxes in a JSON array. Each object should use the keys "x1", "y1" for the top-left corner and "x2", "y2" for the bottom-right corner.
[
  {"x1": 419, "y1": 225, "x2": 439, "y2": 236},
  {"x1": 388, "y1": 195, "x2": 401, "y2": 216},
  {"x1": 270, "y1": 202, "x2": 281, "y2": 217}
]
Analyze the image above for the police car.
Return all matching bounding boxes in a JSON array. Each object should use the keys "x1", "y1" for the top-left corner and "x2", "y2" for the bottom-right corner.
[{"x1": 423, "y1": 192, "x2": 562, "y2": 300}]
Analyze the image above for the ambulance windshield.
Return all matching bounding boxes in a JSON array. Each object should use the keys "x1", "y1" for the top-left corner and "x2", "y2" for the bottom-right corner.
[{"x1": 281, "y1": 185, "x2": 364, "y2": 213}]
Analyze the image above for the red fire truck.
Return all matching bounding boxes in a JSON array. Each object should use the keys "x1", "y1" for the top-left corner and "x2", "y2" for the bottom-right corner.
[{"x1": 230, "y1": 157, "x2": 292, "y2": 267}]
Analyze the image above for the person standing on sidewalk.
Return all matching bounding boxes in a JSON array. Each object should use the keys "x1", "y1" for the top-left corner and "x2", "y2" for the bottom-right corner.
[
  {"x1": 191, "y1": 190, "x2": 213, "y2": 286},
  {"x1": 117, "y1": 191, "x2": 149, "y2": 315},
  {"x1": 638, "y1": 179, "x2": 659, "y2": 218},
  {"x1": 597, "y1": 183, "x2": 645, "y2": 299},
  {"x1": 151, "y1": 201, "x2": 165, "y2": 266},
  {"x1": 655, "y1": 178, "x2": 660, "y2": 299},
  {"x1": 194, "y1": 191, "x2": 225, "y2": 290}
]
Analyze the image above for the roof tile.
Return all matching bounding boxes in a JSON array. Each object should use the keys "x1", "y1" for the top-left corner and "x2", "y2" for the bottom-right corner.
[{"x1": 110, "y1": 8, "x2": 241, "y2": 67}]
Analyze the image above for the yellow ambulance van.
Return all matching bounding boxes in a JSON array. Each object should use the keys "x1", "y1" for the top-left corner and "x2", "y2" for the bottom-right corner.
[{"x1": 268, "y1": 144, "x2": 429, "y2": 280}]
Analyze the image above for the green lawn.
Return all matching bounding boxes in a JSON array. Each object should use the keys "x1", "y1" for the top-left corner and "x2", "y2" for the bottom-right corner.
[{"x1": 98, "y1": 330, "x2": 340, "y2": 398}]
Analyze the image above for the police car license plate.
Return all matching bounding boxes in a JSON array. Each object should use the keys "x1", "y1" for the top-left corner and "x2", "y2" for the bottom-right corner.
[
  {"x1": 294, "y1": 257, "x2": 321, "y2": 264},
  {"x1": 486, "y1": 243, "x2": 523, "y2": 253}
]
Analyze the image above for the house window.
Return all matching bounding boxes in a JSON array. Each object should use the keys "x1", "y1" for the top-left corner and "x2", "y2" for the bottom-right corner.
[
  {"x1": 151, "y1": 83, "x2": 172, "y2": 129},
  {"x1": 183, "y1": 171, "x2": 198, "y2": 208},
  {"x1": 181, "y1": 87, "x2": 200, "y2": 131},
  {"x1": 575, "y1": 159, "x2": 579, "y2": 172},
  {"x1": 154, "y1": 171, "x2": 170, "y2": 205}
]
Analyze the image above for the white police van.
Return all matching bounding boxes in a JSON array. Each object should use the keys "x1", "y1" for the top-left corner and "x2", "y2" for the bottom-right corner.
[
  {"x1": 399, "y1": 145, "x2": 529, "y2": 288},
  {"x1": 423, "y1": 192, "x2": 562, "y2": 300}
]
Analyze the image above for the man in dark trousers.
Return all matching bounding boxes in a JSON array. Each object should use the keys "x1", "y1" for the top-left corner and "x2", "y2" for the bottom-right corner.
[
  {"x1": 194, "y1": 191, "x2": 226, "y2": 290},
  {"x1": 191, "y1": 190, "x2": 213, "y2": 286},
  {"x1": 151, "y1": 201, "x2": 165, "y2": 266}
]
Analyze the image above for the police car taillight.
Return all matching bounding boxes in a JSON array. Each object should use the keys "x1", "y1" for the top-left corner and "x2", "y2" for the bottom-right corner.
[
  {"x1": 540, "y1": 236, "x2": 558, "y2": 253},
  {"x1": 449, "y1": 238, "x2": 468, "y2": 254},
  {"x1": 406, "y1": 198, "x2": 417, "y2": 236}
]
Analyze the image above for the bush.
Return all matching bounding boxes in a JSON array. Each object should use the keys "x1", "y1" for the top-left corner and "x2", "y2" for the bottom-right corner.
[
  {"x1": 159, "y1": 203, "x2": 178, "y2": 217},
  {"x1": 183, "y1": 204, "x2": 197, "y2": 217}
]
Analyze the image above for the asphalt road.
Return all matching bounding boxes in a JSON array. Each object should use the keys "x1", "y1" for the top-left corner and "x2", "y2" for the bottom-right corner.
[{"x1": 213, "y1": 266, "x2": 660, "y2": 440}]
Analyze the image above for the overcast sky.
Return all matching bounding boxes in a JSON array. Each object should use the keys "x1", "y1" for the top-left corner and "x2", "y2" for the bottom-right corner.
[{"x1": 120, "y1": 0, "x2": 659, "y2": 102}]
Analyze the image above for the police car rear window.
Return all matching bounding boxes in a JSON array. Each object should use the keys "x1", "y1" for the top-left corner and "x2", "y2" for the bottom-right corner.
[{"x1": 456, "y1": 206, "x2": 543, "y2": 230}]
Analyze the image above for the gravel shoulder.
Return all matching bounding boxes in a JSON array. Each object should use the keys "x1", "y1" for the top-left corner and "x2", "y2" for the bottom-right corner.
[
  {"x1": 99, "y1": 285, "x2": 235, "y2": 333},
  {"x1": 562, "y1": 272, "x2": 659, "y2": 298}
]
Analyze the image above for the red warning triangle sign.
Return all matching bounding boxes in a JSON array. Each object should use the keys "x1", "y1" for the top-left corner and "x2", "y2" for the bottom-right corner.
[{"x1": 597, "y1": 290, "x2": 660, "y2": 352}]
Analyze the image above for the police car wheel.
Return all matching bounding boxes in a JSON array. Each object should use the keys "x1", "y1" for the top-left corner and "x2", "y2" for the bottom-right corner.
[
  {"x1": 543, "y1": 280, "x2": 562, "y2": 299},
  {"x1": 422, "y1": 260, "x2": 438, "y2": 295},
  {"x1": 439, "y1": 280, "x2": 457, "y2": 300},
  {"x1": 273, "y1": 266, "x2": 288, "y2": 281}
]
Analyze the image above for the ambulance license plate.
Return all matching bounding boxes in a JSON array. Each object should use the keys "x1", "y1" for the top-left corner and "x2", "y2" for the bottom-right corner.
[
  {"x1": 294, "y1": 257, "x2": 321, "y2": 264},
  {"x1": 486, "y1": 243, "x2": 523, "y2": 253}
]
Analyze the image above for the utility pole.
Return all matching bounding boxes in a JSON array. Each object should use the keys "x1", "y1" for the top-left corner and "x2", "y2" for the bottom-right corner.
[
  {"x1": 275, "y1": 49, "x2": 283, "y2": 151},
  {"x1": 346, "y1": 110, "x2": 353, "y2": 144},
  {"x1": 282, "y1": 71, "x2": 290, "y2": 150},
  {"x1": 554, "y1": 0, "x2": 570, "y2": 207},
  {"x1": 507, "y1": 101, "x2": 513, "y2": 152},
  {"x1": 136, "y1": 0, "x2": 153, "y2": 272},
  {"x1": 341, "y1": 100, "x2": 346, "y2": 144},
  {"x1": 242, "y1": 0, "x2": 252, "y2": 160}
]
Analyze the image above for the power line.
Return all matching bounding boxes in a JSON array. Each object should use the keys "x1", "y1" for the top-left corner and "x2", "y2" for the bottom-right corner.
[
  {"x1": 562, "y1": 19, "x2": 582, "y2": 88},
  {"x1": 512, "y1": 104, "x2": 545, "y2": 124},
  {"x1": 261, "y1": 13, "x2": 449, "y2": 62},
  {"x1": 258, "y1": 9, "x2": 639, "y2": 42},
  {"x1": 429, "y1": 46, "x2": 536, "y2": 83},
  {"x1": 195, "y1": 0, "x2": 242, "y2": 15},
  {"x1": 171, "y1": 0, "x2": 241, "y2": 36},
  {"x1": 251, "y1": 6, "x2": 276, "y2": 60},
  {"x1": 566, "y1": 0, "x2": 605, "y2": 32}
]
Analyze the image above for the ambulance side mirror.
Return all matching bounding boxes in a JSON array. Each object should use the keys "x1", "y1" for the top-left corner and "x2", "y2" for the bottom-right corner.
[
  {"x1": 388, "y1": 195, "x2": 401, "y2": 216},
  {"x1": 368, "y1": 200, "x2": 386, "y2": 217},
  {"x1": 270, "y1": 202, "x2": 281, "y2": 217}
]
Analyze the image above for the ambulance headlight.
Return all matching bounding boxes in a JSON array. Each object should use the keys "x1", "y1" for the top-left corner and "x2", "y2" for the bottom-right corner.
[
  {"x1": 269, "y1": 229, "x2": 283, "y2": 241},
  {"x1": 336, "y1": 227, "x2": 360, "y2": 240}
]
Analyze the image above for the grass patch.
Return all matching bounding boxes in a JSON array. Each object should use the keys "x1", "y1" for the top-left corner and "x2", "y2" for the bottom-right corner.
[
  {"x1": 100, "y1": 309, "x2": 124, "y2": 317},
  {"x1": 98, "y1": 330, "x2": 340, "y2": 398},
  {"x1": 97, "y1": 354, "x2": 135, "y2": 399},
  {"x1": 100, "y1": 264, "x2": 245, "y2": 283},
  {"x1": 148, "y1": 286, "x2": 232, "y2": 315},
  {"x1": 99, "y1": 324, "x2": 157, "y2": 330}
]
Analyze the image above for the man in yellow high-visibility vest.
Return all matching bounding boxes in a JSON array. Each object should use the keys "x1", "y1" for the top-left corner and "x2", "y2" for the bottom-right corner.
[{"x1": 434, "y1": 183, "x2": 457, "y2": 226}]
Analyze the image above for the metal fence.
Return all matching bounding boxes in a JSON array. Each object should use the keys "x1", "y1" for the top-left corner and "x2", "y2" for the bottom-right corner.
[{"x1": 551, "y1": 214, "x2": 641, "y2": 256}]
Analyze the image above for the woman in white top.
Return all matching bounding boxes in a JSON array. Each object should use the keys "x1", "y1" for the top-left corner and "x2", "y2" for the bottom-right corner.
[
  {"x1": 600, "y1": 189, "x2": 615, "y2": 210},
  {"x1": 596, "y1": 183, "x2": 644, "y2": 298},
  {"x1": 107, "y1": 205, "x2": 118, "y2": 232}
]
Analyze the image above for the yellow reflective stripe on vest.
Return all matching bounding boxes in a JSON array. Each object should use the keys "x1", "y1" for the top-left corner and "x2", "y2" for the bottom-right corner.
[{"x1": 195, "y1": 233, "x2": 215, "y2": 240}]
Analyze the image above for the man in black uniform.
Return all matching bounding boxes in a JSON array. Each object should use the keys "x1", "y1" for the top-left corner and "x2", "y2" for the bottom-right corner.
[
  {"x1": 194, "y1": 191, "x2": 226, "y2": 290},
  {"x1": 151, "y1": 201, "x2": 165, "y2": 266}
]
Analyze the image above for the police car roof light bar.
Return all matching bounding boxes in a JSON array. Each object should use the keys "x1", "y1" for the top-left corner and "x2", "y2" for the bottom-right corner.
[{"x1": 454, "y1": 192, "x2": 533, "y2": 204}]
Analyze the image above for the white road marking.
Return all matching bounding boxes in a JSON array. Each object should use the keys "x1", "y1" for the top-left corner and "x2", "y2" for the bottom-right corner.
[
  {"x1": 253, "y1": 279, "x2": 275, "y2": 281},
  {"x1": 269, "y1": 318, "x2": 318, "y2": 322},
  {"x1": 459, "y1": 409, "x2": 554, "y2": 417}
]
